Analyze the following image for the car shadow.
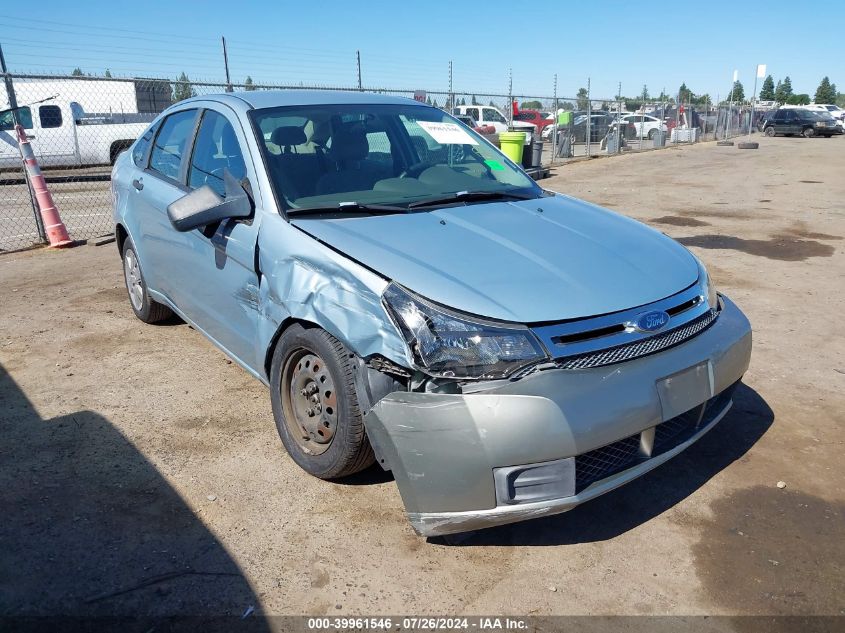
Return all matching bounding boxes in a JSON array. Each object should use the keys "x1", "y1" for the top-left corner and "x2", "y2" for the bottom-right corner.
[
  {"x1": 0, "y1": 365, "x2": 270, "y2": 628},
  {"x1": 432, "y1": 383, "x2": 774, "y2": 547}
]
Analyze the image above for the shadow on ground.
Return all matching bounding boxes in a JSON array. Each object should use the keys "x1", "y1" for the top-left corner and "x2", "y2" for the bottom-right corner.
[
  {"x1": 434, "y1": 383, "x2": 774, "y2": 547},
  {"x1": 0, "y1": 365, "x2": 269, "y2": 628}
]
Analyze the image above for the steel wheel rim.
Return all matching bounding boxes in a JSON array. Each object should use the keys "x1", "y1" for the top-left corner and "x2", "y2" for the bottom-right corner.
[
  {"x1": 281, "y1": 348, "x2": 338, "y2": 455},
  {"x1": 124, "y1": 250, "x2": 144, "y2": 311}
]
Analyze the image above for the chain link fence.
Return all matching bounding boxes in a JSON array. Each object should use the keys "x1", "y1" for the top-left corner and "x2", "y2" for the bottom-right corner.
[{"x1": 1, "y1": 72, "x2": 760, "y2": 252}]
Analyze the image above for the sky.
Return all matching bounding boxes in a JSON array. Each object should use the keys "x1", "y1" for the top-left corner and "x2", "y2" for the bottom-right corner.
[{"x1": 0, "y1": 1, "x2": 839, "y2": 102}]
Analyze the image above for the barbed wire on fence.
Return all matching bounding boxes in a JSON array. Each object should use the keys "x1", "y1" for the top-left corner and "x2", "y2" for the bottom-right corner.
[{"x1": 1, "y1": 71, "x2": 761, "y2": 252}]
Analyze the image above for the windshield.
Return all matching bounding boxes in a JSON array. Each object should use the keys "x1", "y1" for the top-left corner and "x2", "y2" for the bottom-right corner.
[{"x1": 251, "y1": 103, "x2": 540, "y2": 212}]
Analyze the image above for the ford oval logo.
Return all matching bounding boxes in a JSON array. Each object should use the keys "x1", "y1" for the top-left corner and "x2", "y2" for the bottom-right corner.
[{"x1": 632, "y1": 310, "x2": 670, "y2": 333}]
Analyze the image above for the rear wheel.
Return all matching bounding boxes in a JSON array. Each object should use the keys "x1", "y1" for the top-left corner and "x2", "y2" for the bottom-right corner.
[
  {"x1": 122, "y1": 238, "x2": 172, "y2": 323},
  {"x1": 270, "y1": 324, "x2": 374, "y2": 479},
  {"x1": 648, "y1": 128, "x2": 657, "y2": 140},
  {"x1": 803, "y1": 127, "x2": 815, "y2": 138}
]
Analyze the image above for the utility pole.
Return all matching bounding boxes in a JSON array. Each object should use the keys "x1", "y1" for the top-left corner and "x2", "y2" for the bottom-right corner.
[
  {"x1": 356, "y1": 50, "x2": 362, "y2": 91},
  {"x1": 222, "y1": 37, "x2": 232, "y2": 92}
]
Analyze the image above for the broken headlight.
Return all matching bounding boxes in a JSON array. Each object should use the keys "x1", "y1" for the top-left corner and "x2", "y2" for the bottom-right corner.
[{"x1": 382, "y1": 283, "x2": 548, "y2": 379}]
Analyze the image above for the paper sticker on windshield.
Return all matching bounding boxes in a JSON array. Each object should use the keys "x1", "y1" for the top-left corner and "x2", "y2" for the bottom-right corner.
[{"x1": 417, "y1": 121, "x2": 478, "y2": 145}]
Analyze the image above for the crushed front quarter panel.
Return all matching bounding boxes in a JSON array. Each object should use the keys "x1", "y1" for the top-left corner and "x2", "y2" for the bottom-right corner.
[{"x1": 364, "y1": 294, "x2": 752, "y2": 536}]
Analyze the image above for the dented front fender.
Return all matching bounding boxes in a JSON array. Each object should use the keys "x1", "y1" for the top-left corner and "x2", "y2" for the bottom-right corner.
[{"x1": 254, "y1": 214, "x2": 411, "y2": 382}]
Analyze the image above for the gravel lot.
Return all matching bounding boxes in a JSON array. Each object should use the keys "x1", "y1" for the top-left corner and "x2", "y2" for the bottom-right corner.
[{"x1": 1, "y1": 135, "x2": 843, "y2": 621}]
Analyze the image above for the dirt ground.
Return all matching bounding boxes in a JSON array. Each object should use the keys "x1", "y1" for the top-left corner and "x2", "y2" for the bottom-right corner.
[{"x1": 1, "y1": 134, "x2": 843, "y2": 623}]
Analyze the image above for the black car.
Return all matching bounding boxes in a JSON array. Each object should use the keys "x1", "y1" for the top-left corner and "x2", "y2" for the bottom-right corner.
[{"x1": 763, "y1": 109, "x2": 842, "y2": 138}]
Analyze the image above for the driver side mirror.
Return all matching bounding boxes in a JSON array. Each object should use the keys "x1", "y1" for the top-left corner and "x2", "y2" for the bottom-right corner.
[{"x1": 167, "y1": 170, "x2": 252, "y2": 232}]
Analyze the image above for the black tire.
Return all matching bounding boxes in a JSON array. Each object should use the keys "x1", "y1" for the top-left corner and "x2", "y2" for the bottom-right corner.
[
  {"x1": 738, "y1": 142, "x2": 759, "y2": 149},
  {"x1": 648, "y1": 128, "x2": 657, "y2": 140},
  {"x1": 803, "y1": 127, "x2": 815, "y2": 138},
  {"x1": 764, "y1": 126, "x2": 776, "y2": 137},
  {"x1": 270, "y1": 324, "x2": 374, "y2": 479},
  {"x1": 121, "y1": 238, "x2": 172, "y2": 324}
]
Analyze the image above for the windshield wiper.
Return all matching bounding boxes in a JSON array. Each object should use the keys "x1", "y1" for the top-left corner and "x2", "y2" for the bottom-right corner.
[
  {"x1": 287, "y1": 201, "x2": 409, "y2": 217},
  {"x1": 408, "y1": 190, "x2": 538, "y2": 209}
]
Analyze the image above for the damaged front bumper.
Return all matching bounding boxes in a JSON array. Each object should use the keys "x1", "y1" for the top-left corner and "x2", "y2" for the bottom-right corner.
[{"x1": 363, "y1": 295, "x2": 752, "y2": 537}]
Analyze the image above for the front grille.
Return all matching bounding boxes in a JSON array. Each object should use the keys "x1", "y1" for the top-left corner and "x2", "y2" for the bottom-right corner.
[
  {"x1": 575, "y1": 435, "x2": 641, "y2": 493},
  {"x1": 574, "y1": 382, "x2": 738, "y2": 493},
  {"x1": 556, "y1": 308, "x2": 718, "y2": 371}
]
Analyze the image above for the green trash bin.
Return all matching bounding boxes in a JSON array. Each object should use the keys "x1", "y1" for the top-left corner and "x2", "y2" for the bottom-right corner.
[
  {"x1": 499, "y1": 131, "x2": 526, "y2": 164},
  {"x1": 557, "y1": 110, "x2": 572, "y2": 127}
]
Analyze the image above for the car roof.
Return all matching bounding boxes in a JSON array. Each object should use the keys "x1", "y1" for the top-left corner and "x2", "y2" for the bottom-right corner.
[{"x1": 180, "y1": 89, "x2": 422, "y2": 110}]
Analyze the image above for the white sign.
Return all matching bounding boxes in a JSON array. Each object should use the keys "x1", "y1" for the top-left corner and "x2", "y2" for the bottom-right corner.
[
  {"x1": 417, "y1": 121, "x2": 478, "y2": 145},
  {"x1": 733, "y1": 70, "x2": 738, "y2": 82},
  {"x1": 756, "y1": 64, "x2": 767, "y2": 78}
]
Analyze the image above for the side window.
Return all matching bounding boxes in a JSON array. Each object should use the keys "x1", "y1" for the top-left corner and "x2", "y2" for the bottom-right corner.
[
  {"x1": 132, "y1": 122, "x2": 159, "y2": 167},
  {"x1": 773, "y1": 110, "x2": 785, "y2": 122},
  {"x1": 39, "y1": 105, "x2": 62, "y2": 129},
  {"x1": 149, "y1": 109, "x2": 197, "y2": 181},
  {"x1": 0, "y1": 106, "x2": 33, "y2": 130},
  {"x1": 188, "y1": 110, "x2": 246, "y2": 197},
  {"x1": 485, "y1": 108, "x2": 506, "y2": 123},
  {"x1": 466, "y1": 108, "x2": 480, "y2": 121}
]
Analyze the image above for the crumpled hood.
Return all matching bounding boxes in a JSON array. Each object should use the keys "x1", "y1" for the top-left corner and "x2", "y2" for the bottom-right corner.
[{"x1": 292, "y1": 194, "x2": 698, "y2": 322}]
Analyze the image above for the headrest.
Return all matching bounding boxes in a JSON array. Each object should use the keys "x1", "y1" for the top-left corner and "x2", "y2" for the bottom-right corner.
[
  {"x1": 271, "y1": 126, "x2": 306, "y2": 147},
  {"x1": 310, "y1": 118, "x2": 332, "y2": 145},
  {"x1": 329, "y1": 125, "x2": 368, "y2": 162}
]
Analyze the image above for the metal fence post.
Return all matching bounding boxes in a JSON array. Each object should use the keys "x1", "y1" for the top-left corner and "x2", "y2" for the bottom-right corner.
[
  {"x1": 551, "y1": 74, "x2": 557, "y2": 166},
  {"x1": 448, "y1": 61, "x2": 453, "y2": 111},
  {"x1": 1, "y1": 46, "x2": 48, "y2": 244},
  {"x1": 507, "y1": 68, "x2": 513, "y2": 127},
  {"x1": 586, "y1": 78, "x2": 591, "y2": 158}
]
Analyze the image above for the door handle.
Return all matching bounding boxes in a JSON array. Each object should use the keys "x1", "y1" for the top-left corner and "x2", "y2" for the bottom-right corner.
[{"x1": 132, "y1": 178, "x2": 144, "y2": 191}]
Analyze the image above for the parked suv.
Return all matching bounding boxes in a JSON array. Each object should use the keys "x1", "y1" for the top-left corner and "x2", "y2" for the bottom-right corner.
[
  {"x1": 763, "y1": 108, "x2": 841, "y2": 137},
  {"x1": 112, "y1": 90, "x2": 751, "y2": 537}
]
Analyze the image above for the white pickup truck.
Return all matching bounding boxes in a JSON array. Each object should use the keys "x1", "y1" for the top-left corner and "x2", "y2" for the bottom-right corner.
[
  {"x1": 0, "y1": 100, "x2": 150, "y2": 168},
  {"x1": 452, "y1": 105, "x2": 535, "y2": 139}
]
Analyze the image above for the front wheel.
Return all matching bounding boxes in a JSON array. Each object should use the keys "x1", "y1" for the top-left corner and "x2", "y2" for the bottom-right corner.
[
  {"x1": 122, "y1": 238, "x2": 172, "y2": 323},
  {"x1": 270, "y1": 324, "x2": 374, "y2": 479},
  {"x1": 803, "y1": 127, "x2": 815, "y2": 138},
  {"x1": 764, "y1": 126, "x2": 776, "y2": 137}
]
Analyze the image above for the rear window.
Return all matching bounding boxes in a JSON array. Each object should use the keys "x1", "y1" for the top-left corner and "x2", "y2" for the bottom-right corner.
[
  {"x1": 39, "y1": 105, "x2": 62, "y2": 129},
  {"x1": 132, "y1": 122, "x2": 159, "y2": 167}
]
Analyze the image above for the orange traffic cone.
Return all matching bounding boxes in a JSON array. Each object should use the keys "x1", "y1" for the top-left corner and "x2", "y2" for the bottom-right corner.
[{"x1": 15, "y1": 124, "x2": 73, "y2": 248}]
